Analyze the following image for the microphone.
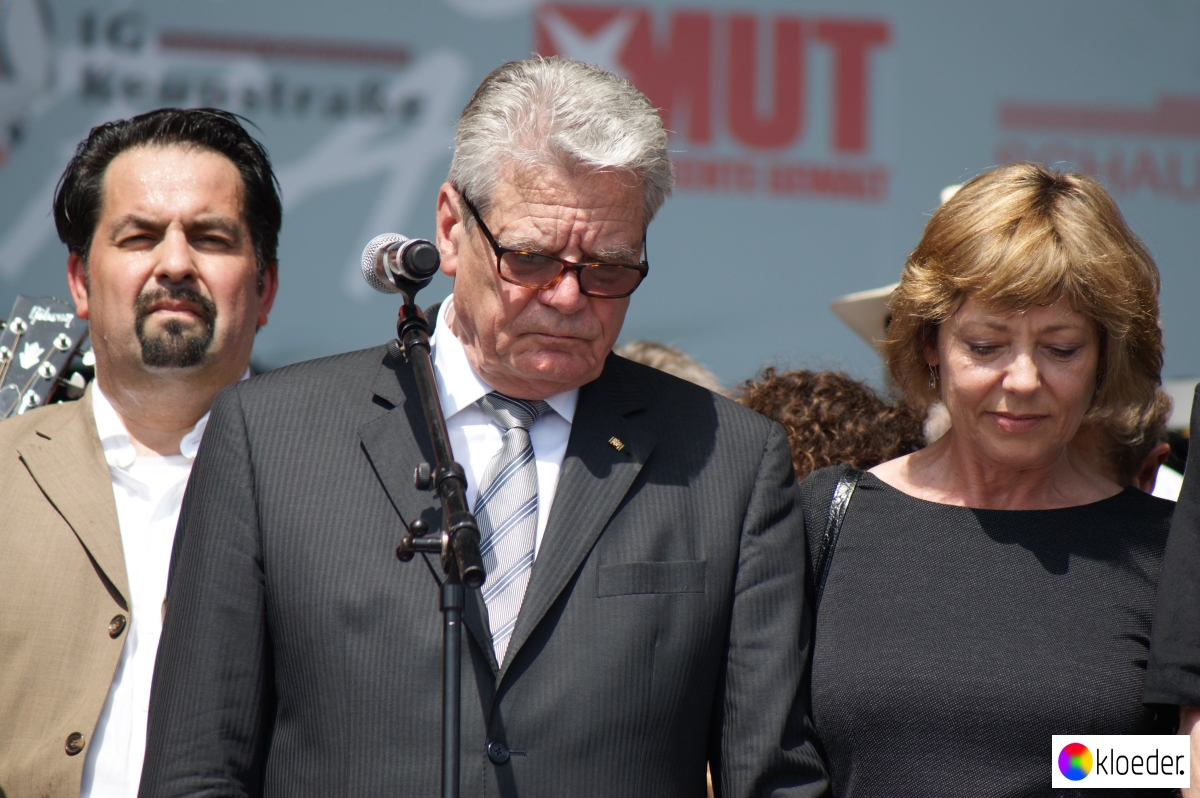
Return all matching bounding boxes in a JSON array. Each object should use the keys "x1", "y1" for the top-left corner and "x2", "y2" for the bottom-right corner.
[{"x1": 361, "y1": 234, "x2": 441, "y2": 295}]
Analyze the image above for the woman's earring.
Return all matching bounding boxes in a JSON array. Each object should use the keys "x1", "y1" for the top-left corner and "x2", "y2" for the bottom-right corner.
[{"x1": 928, "y1": 365, "x2": 938, "y2": 390}]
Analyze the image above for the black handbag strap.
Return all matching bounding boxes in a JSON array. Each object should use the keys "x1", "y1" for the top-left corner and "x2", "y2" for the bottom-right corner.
[{"x1": 813, "y1": 467, "x2": 863, "y2": 609}]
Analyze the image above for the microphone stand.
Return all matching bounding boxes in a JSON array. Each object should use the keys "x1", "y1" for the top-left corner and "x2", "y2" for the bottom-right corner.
[{"x1": 390, "y1": 295, "x2": 486, "y2": 798}]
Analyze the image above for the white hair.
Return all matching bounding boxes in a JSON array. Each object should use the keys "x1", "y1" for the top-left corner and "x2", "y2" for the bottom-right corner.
[{"x1": 448, "y1": 56, "x2": 673, "y2": 227}]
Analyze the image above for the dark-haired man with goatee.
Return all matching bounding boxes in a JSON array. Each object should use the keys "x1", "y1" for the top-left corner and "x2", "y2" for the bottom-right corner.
[{"x1": 0, "y1": 107, "x2": 279, "y2": 798}]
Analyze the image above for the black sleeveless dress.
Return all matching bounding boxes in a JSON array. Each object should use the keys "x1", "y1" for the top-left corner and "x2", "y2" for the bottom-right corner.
[{"x1": 799, "y1": 465, "x2": 1176, "y2": 798}]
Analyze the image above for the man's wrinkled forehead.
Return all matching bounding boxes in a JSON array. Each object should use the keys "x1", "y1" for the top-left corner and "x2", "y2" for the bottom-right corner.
[{"x1": 486, "y1": 163, "x2": 645, "y2": 256}]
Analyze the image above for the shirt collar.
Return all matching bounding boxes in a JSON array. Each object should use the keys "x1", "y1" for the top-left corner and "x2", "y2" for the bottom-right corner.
[
  {"x1": 430, "y1": 296, "x2": 577, "y2": 424},
  {"x1": 91, "y1": 367, "x2": 252, "y2": 468}
]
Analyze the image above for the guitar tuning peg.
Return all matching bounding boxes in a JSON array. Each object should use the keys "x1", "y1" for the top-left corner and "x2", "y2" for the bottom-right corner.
[
  {"x1": 18, "y1": 389, "x2": 40, "y2": 415},
  {"x1": 62, "y1": 372, "x2": 86, "y2": 399}
]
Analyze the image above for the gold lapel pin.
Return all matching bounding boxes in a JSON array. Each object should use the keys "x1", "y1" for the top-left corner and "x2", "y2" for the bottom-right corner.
[{"x1": 607, "y1": 436, "x2": 626, "y2": 452}]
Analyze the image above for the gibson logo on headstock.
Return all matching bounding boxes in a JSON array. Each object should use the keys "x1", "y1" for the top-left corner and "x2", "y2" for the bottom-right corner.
[{"x1": 29, "y1": 305, "x2": 77, "y2": 327}]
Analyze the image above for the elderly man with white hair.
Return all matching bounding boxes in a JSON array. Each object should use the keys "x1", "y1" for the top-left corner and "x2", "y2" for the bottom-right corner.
[{"x1": 139, "y1": 57, "x2": 826, "y2": 798}]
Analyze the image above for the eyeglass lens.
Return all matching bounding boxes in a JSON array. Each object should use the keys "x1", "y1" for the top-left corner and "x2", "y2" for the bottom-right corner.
[
  {"x1": 500, "y1": 251, "x2": 643, "y2": 297},
  {"x1": 461, "y1": 191, "x2": 645, "y2": 298}
]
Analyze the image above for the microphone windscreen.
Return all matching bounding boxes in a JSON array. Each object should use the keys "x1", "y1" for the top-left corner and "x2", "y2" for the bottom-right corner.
[{"x1": 361, "y1": 233, "x2": 405, "y2": 294}]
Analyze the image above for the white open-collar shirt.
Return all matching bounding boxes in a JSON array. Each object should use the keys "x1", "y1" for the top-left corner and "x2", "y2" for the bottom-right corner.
[
  {"x1": 81, "y1": 370, "x2": 248, "y2": 797},
  {"x1": 430, "y1": 296, "x2": 577, "y2": 558}
]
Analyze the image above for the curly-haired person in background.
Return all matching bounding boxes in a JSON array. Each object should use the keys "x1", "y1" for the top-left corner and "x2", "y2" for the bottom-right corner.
[
  {"x1": 734, "y1": 368, "x2": 925, "y2": 480},
  {"x1": 614, "y1": 340, "x2": 723, "y2": 393}
]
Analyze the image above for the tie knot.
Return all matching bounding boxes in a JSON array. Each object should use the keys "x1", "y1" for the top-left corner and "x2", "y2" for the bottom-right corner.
[{"x1": 478, "y1": 392, "x2": 550, "y2": 431}]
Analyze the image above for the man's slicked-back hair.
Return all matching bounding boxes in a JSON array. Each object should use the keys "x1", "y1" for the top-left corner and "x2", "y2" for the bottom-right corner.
[
  {"x1": 53, "y1": 107, "x2": 282, "y2": 281},
  {"x1": 448, "y1": 56, "x2": 673, "y2": 227}
]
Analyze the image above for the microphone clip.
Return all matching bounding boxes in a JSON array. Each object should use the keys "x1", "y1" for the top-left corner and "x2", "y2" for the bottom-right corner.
[
  {"x1": 361, "y1": 234, "x2": 440, "y2": 305},
  {"x1": 389, "y1": 303, "x2": 432, "y2": 364}
]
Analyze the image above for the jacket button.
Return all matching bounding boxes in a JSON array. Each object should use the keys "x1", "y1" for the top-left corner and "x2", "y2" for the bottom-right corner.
[
  {"x1": 108, "y1": 615, "x2": 127, "y2": 638},
  {"x1": 65, "y1": 732, "x2": 85, "y2": 755},
  {"x1": 486, "y1": 741, "x2": 510, "y2": 764}
]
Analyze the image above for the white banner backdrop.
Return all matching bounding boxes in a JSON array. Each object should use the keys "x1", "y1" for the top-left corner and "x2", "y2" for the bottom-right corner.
[{"x1": 0, "y1": 0, "x2": 1196, "y2": 387}]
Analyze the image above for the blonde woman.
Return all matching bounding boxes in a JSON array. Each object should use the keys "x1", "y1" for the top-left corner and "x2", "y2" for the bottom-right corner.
[{"x1": 800, "y1": 162, "x2": 1175, "y2": 796}]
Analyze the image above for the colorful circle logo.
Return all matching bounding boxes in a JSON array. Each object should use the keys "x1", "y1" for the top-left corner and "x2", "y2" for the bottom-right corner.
[{"x1": 1058, "y1": 742, "x2": 1093, "y2": 781}]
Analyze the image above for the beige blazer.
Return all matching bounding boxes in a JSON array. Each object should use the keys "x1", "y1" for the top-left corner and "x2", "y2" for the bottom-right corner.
[{"x1": 0, "y1": 386, "x2": 128, "y2": 798}]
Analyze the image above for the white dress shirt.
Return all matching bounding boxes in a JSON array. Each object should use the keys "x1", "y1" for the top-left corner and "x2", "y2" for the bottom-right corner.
[
  {"x1": 80, "y1": 372, "x2": 246, "y2": 797},
  {"x1": 430, "y1": 296, "x2": 576, "y2": 557}
]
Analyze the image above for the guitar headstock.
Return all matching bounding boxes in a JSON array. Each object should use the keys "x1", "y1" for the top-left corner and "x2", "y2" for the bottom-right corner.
[{"x1": 0, "y1": 295, "x2": 90, "y2": 419}]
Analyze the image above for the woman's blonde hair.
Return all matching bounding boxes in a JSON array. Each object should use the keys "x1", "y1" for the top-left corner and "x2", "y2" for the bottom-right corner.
[{"x1": 884, "y1": 162, "x2": 1162, "y2": 446}]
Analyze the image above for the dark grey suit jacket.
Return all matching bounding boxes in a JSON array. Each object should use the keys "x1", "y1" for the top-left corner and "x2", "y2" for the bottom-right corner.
[
  {"x1": 1145, "y1": 383, "x2": 1200, "y2": 707},
  {"x1": 139, "y1": 345, "x2": 826, "y2": 797}
]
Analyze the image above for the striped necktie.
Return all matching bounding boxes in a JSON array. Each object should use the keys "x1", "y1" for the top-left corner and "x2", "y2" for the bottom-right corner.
[{"x1": 475, "y1": 392, "x2": 550, "y2": 664}]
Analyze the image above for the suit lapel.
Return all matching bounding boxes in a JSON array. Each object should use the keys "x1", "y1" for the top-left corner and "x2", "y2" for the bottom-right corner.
[
  {"x1": 17, "y1": 389, "x2": 129, "y2": 609},
  {"x1": 358, "y1": 354, "x2": 435, "y2": 528},
  {"x1": 465, "y1": 587, "x2": 498, "y2": 673},
  {"x1": 499, "y1": 359, "x2": 656, "y2": 677},
  {"x1": 358, "y1": 350, "x2": 499, "y2": 673}
]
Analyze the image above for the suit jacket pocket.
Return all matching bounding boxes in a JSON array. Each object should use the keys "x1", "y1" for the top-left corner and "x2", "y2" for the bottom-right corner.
[{"x1": 597, "y1": 560, "x2": 707, "y2": 597}]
